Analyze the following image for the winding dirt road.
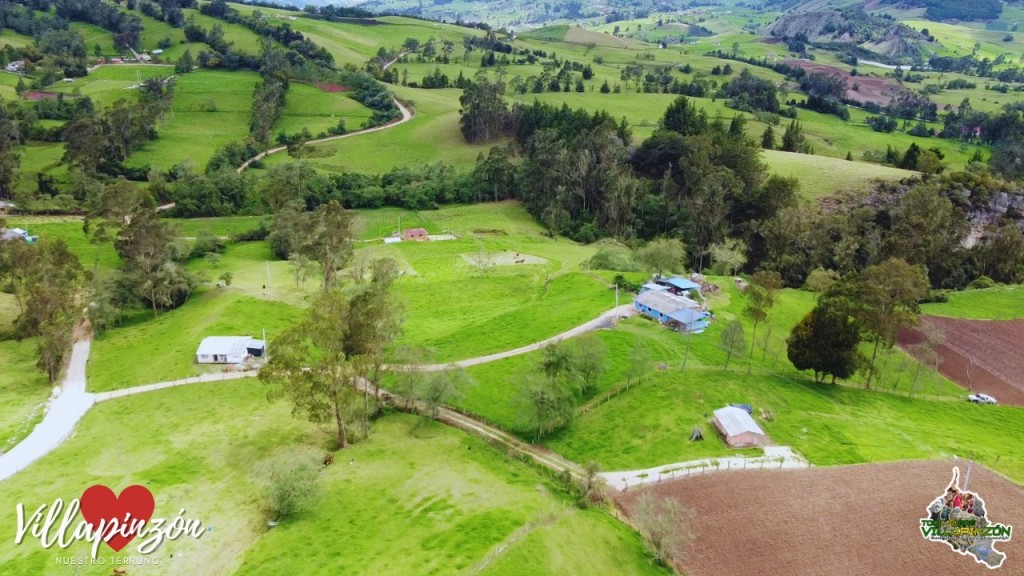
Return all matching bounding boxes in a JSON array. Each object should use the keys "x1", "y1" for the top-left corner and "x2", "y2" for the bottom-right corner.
[
  {"x1": 0, "y1": 304, "x2": 633, "y2": 482},
  {"x1": 235, "y1": 98, "x2": 413, "y2": 173}
]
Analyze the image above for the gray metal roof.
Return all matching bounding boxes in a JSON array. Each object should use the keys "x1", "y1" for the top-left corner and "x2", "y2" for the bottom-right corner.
[
  {"x1": 196, "y1": 336, "x2": 253, "y2": 356},
  {"x1": 713, "y1": 406, "x2": 766, "y2": 437},
  {"x1": 635, "y1": 290, "x2": 699, "y2": 315}
]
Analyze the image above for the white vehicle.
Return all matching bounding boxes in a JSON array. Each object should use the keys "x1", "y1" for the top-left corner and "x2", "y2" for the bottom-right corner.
[{"x1": 968, "y1": 393, "x2": 998, "y2": 405}]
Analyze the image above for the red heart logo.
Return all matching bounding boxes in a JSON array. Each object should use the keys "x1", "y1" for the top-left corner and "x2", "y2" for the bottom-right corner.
[{"x1": 79, "y1": 485, "x2": 155, "y2": 552}]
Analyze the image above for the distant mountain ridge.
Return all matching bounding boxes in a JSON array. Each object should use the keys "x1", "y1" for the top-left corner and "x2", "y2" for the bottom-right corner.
[{"x1": 762, "y1": 8, "x2": 928, "y2": 59}]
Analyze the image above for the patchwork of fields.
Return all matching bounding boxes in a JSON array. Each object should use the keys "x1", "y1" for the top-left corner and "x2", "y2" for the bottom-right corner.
[{"x1": 3, "y1": 1, "x2": 1024, "y2": 574}]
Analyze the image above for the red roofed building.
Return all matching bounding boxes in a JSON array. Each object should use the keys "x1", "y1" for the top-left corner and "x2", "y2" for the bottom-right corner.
[{"x1": 403, "y1": 228, "x2": 428, "y2": 241}]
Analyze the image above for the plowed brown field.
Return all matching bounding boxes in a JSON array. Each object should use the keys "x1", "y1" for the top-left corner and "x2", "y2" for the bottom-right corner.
[
  {"x1": 614, "y1": 460, "x2": 1024, "y2": 576},
  {"x1": 785, "y1": 60, "x2": 903, "y2": 106},
  {"x1": 899, "y1": 316, "x2": 1024, "y2": 406}
]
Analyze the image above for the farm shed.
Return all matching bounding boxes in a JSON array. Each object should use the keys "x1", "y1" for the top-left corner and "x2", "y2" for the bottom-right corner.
[
  {"x1": 634, "y1": 290, "x2": 705, "y2": 332},
  {"x1": 639, "y1": 282, "x2": 669, "y2": 294},
  {"x1": 713, "y1": 406, "x2": 769, "y2": 448},
  {"x1": 195, "y1": 336, "x2": 263, "y2": 364},
  {"x1": 0, "y1": 227, "x2": 36, "y2": 243},
  {"x1": 667, "y1": 308, "x2": 711, "y2": 333},
  {"x1": 656, "y1": 276, "x2": 702, "y2": 297},
  {"x1": 403, "y1": 228, "x2": 428, "y2": 241}
]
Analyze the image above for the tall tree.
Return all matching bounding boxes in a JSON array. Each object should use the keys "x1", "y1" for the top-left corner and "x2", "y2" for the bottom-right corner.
[
  {"x1": 884, "y1": 183, "x2": 967, "y2": 287},
  {"x1": 780, "y1": 120, "x2": 807, "y2": 153},
  {"x1": 0, "y1": 237, "x2": 85, "y2": 382},
  {"x1": 833, "y1": 258, "x2": 929, "y2": 389},
  {"x1": 743, "y1": 270, "x2": 783, "y2": 375},
  {"x1": 345, "y1": 258, "x2": 403, "y2": 401},
  {"x1": 262, "y1": 290, "x2": 361, "y2": 447},
  {"x1": 661, "y1": 95, "x2": 708, "y2": 136},
  {"x1": 516, "y1": 373, "x2": 575, "y2": 440},
  {"x1": 0, "y1": 103, "x2": 19, "y2": 200},
  {"x1": 303, "y1": 201, "x2": 355, "y2": 290},
  {"x1": 572, "y1": 333, "x2": 606, "y2": 397},
  {"x1": 636, "y1": 238, "x2": 686, "y2": 277},
  {"x1": 459, "y1": 74, "x2": 509, "y2": 143},
  {"x1": 787, "y1": 297, "x2": 861, "y2": 384},
  {"x1": 85, "y1": 179, "x2": 192, "y2": 317},
  {"x1": 719, "y1": 319, "x2": 746, "y2": 371}
]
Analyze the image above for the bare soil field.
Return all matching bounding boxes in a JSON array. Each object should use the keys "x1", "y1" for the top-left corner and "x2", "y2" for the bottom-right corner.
[
  {"x1": 899, "y1": 316, "x2": 1024, "y2": 406},
  {"x1": 785, "y1": 60, "x2": 903, "y2": 106},
  {"x1": 615, "y1": 460, "x2": 1024, "y2": 576}
]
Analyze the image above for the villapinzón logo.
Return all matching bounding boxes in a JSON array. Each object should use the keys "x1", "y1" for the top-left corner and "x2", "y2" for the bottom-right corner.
[
  {"x1": 920, "y1": 466, "x2": 1013, "y2": 569},
  {"x1": 14, "y1": 484, "x2": 205, "y2": 563}
]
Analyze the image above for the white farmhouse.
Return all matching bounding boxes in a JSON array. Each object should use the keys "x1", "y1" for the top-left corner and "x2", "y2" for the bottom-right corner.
[{"x1": 195, "y1": 336, "x2": 265, "y2": 364}]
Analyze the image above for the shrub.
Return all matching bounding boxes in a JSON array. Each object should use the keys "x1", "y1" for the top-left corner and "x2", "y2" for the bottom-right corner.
[
  {"x1": 804, "y1": 267, "x2": 838, "y2": 292},
  {"x1": 255, "y1": 447, "x2": 325, "y2": 521},
  {"x1": 967, "y1": 276, "x2": 997, "y2": 290},
  {"x1": 587, "y1": 248, "x2": 641, "y2": 272}
]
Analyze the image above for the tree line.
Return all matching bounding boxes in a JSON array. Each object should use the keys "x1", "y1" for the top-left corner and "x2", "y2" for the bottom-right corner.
[
  {"x1": 457, "y1": 76, "x2": 1024, "y2": 290},
  {"x1": 0, "y1": 222, "x2": 84, "y2": 382}
]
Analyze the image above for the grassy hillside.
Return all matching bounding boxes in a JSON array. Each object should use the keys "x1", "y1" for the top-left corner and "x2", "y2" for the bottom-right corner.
[
  {"x1": 0, "y1": 381, "x2": 669, "y2": 575},
  {"x1": 127, "y1": 69, "x2": 261, "y2": 171},
  {"x1": 0, "y1": 339, "x2": 49, "y2": 451},
  {"x1": 922, "y1": 285, "x2": 1024, "y2": 320},
  {"x1": 762, "y1": 149, "x2": 917, "y2": 198}
]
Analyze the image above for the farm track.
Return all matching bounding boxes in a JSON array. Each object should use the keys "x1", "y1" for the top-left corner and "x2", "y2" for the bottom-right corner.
[
  {"x1": 235, "y1": 98, "x2": 413, "y2": 173},
  {"x1": 0, "y1": 304, "x2": 632, "y2": 482}
]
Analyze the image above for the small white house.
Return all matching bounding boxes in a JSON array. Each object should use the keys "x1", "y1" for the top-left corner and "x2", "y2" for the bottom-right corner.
[{"x1": 195, "y1": 336, "x2": 265, "y2": 364}]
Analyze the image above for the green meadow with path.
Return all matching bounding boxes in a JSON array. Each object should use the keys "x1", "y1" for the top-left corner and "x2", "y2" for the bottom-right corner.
[{"x1": 3, "y1": 1, "x2": 1024, "y2": 574}]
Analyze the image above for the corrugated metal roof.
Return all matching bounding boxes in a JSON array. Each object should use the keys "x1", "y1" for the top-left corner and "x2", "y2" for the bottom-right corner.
[
  {"x1": 666, "y1": 308, "x2": 706, "y2": 324},
  {"x1": 713, "y1": 406, "x2": 765, "y2": 437},
  {"x1": 640, "y1": 282, "x2": 668, "y2": 292},
  {"x1": 635, "y1": 290, "x2": 700, "y2": 315},
  {"x1": 658, "y1": 276, "x2": 701, "y2": 291},
  {"x1": 196, "y1": 336, "x2": 252, "y2": 356}
]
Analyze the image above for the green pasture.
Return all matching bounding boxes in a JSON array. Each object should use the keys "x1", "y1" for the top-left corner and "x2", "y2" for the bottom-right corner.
[
  {"x1": 275, "y1": 82, "x2": 375, "y2": 137},
  {"x1": 183, "y1": 8, "x2": 266, "y2": 54},
  {"x1": 922, "y1": 285, "x2": 1024, "y2": 320},
  {"x1": 262, "y1": 85, "x2": 490, "y2": 174},
  {"x1": 126, "y1": 69, "x2": 259, "y2": 171},
  {"x1": 354, "y1": 205, "x2": 609, "y2": 360},
  {"x1": 183, "y1": 239, "x2": 323, "y2": 307},
  {"x1": 353, "y1": 207, "x2": 441, "y2": 240},
  {"x1": 0, "y1": 29, "x2": 34, "y2": 49},
  {"x1": 47, "y1": 65, "x2": 174, "y2": 108},
  {"x1": 235, "y1": 415, "x2": 665, "y2": 576},
  {"x1": 545, "y1": 365, "x2": 1024, "y2": 483},
  {"x1": 907, "y1": 20, "x2": 1024, "y2": 66},
  {"x1": 0, "y1": 337, "x2": 49, "y2": 451},
  {"x1": 87, "y1": 288, "x2": 302, "y2": 391},
  {"x1": 9, "y1": 142, "x2": 65, "y2": 197},
  {"x1": 229, "y1": 5, "x2": 487, "y2": 63},
  {"x1": 762, "y1": 149, "x2": 917, "y2": 198},
  {"x1": 70, "y1": 22, "x2": 115, "y2": 55},
  {"x1": 0, "y1": 381, "x2": 665, "y2": 575},
  {"x1": 3, "y1": 217, "x2": 120, "y2": 275},
  {"x1": 132, "y1": 10, "x2": 187, "y2": 55},
  {"x1": 167, "y1": 215, "x2": 267, "y2": 238}
]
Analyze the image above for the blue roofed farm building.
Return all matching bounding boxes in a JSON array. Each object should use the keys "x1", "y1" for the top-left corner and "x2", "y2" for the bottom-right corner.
[{"x1": 634, "y1": 276, "x2": 711, "y2": 333}]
